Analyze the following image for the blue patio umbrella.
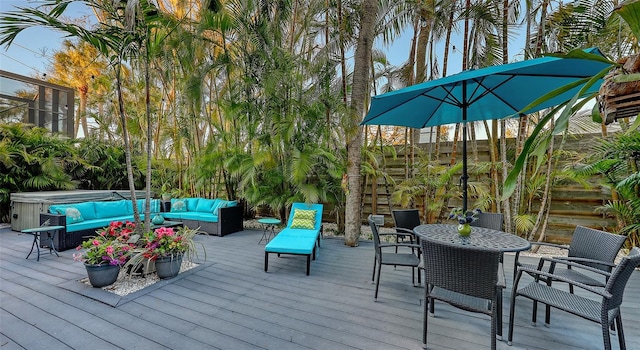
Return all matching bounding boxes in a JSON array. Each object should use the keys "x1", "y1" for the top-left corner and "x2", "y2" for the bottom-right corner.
[{"x1": 361, "y1": 48, "x2": 612, "y2": 211}]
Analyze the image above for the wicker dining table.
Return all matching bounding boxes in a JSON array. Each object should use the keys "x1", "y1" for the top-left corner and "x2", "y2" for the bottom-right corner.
[
  {"x1": 414, "y1": 224, "x2": 530, "y2": 342},
  {"x1": 413, "y1": 224, "x2": 531, "y2": 252}
]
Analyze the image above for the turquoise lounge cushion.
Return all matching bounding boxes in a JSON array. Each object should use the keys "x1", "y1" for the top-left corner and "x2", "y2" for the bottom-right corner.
[
  {"x1": 171, "y1": 198, "x2": 188, "y2": 212},
  {"x1": 265, "y1": 234, "x2": 316, "y2": 255}
]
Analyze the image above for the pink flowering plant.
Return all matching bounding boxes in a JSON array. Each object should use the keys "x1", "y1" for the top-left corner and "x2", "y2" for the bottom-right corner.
[
  {"x1": 121, "y1": 225, "x2": 201, "y2": 275},
  {"x1": 141, "y1": 226, "x2": 193, "y2": 260},
  {"x1": 74, "y1": 221, "x2": 138, "y2": 266}
]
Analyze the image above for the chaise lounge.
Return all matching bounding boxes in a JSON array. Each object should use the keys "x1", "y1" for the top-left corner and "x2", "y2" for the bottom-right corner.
[{"x1": 264, "y1": 203, "x2": 323, "y2": 275}]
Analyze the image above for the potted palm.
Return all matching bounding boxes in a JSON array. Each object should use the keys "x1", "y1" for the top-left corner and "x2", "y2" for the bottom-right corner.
[{"x1": 74, "y1": 221, "x2": 137, "y2": 287}]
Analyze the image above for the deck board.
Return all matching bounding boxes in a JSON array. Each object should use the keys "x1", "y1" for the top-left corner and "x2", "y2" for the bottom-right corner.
[{"x1": 1, "y1": 225, "x2": 638, "y2": 350}]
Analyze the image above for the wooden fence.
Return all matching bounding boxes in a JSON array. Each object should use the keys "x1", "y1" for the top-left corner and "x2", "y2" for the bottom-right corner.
[{"x1": 361, "y1": 133, "x2": 616, "y2": 244}]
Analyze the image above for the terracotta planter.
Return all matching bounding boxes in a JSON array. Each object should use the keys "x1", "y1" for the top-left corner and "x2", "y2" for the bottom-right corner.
[
  {"x1": 85, "y1": 263, "x2": 120, "y2": 288},
  {"x1": 155, "y1": 254, "x2": 183, "y2": 279}
]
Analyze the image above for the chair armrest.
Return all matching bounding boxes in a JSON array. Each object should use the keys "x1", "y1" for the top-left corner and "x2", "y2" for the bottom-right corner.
[
  {"x1": 379, "y1": 243, "x2": 421, "y2": 250},
  {"x1": 539, "y1": 256, "x2": 613, "y2": 277},
  {"x1": 379, "y1": 232, "x2": 412, "y2": 240},
  {"x1": 516, "y1": 265, "x2": 613, "y2": 298},
  {"x1": 552, "y1": 256, "x2": 617, "y2": 268},
  {"x1": 529, "y1": 242, "x2": 569, "y2": 250},
  {"x1": 391, "y1": 227, "x2": 417, "y2": 236}
]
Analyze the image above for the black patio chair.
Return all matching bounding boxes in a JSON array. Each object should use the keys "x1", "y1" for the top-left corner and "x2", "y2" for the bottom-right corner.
[
  {"x1": 369, "y1": 217, "x2": 421, "y2": 300},
  {"x1": 508, "y1": 247, "x2": 640, "y2": 350},
  {"x1": 514, "y1": 225, "x2": 627, "y2": 326},
  {"x1": 391, "y1": 209, "x2": 421, "y2": 251},
  {"x1": 421, "y1": 239, "x2": 504, "y2": 350},
  {"x1": 470, "y1": 212, "x2": 503, "y2": 231}
]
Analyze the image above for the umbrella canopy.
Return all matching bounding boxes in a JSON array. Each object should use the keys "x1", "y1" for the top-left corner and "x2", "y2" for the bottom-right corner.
[{"x1": 361, "y1": 48, "x2": 612, "y2": 211}]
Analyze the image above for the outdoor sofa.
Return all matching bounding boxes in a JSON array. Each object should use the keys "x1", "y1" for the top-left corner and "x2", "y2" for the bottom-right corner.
[
  {"x1": 161, "y1": 197, "x2": 243, "y2": 237},
  {"x1": 40, "y1": 199, "x2": 162, "y2": 252},
  {"x1": 40, "y1": 197, "x2": 243, "y2": 251},
  {"x1": 264, "y1": 203, "x2": 323, "y2": 275}
]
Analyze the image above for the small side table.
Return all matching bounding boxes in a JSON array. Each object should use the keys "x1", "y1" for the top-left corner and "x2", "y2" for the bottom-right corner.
[
  {"x1": 22, "y1": 225, "x2": 64, "y2": 261},
  {"x1": 258, "y1": 218, "x2": 281, "y2": 244}
]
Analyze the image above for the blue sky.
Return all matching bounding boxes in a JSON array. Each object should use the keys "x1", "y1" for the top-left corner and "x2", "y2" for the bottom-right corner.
[
  {"x1": 2, "y1": 1, "x2": 525, "y2": 81},
  {"x1": 0, "y1": 0, "x2": 95, "y2": 78}
]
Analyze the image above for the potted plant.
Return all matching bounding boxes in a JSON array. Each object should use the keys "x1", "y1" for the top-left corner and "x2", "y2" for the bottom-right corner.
[
  {"x1": 74, "y1": 221, "x2": 137, "y2": 287},
  {"x1": 128, "y1": 226, "x2": 202, "y2": 279}
]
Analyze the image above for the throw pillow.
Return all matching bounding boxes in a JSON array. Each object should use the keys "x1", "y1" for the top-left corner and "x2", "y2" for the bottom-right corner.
[
  {"x1": 170, "y1": 199, "x2": 188, "y2": 212},
  {"x1": 211, "y1": 200, "x2": 224, "y2": 216},
  {"x1": 64, "y1": 207, "x2": 84, "y2": 224},
  {"x1": 290, "y1": 209, "x2": 316, "y2": 230}
]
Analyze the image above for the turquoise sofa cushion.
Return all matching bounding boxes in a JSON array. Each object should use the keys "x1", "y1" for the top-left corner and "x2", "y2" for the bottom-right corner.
[
  {"x1": 72, "y1": 202, "x2": 97, "y2": 220},
  {"x1": 196, "y1": 198, "x2": 217, "y2": 213},
  {"x1": 177, "y1": 212, "x2": 219, "y2": 222},
  {"x1": 94, "y1": 200, "x2": 130, "y2": 219},
  {"x1": 185, "y1": 197, "x2": 200, "y2": 212},
  {"x1": 132, "y1": 199, "x2": 160, "y2": 213},
  {"x1": 49, "y1": 202, "x2": 97, "y2": 222},
  {"x1": 67, "y1": 216, "x2": 134, "y2": 233}
]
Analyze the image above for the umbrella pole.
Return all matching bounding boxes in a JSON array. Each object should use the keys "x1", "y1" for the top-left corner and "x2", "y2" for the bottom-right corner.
[
  {"x1": 462, "y1": 81, "x2": 469, "y2": 213},
  {"x1": 462, "y1": 121, "x2": 468, "y2": 212}
]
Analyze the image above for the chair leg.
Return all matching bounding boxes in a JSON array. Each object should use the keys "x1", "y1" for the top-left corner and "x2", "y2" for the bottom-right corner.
[
  {"x1": 615, "y1": 314, "x2": 626, "y2": 350},
  {"x1": 491, "y1": 305, "x2": 497, "y2": 350},
  {"x1": 374, "y1": 263, "x2": 382, "y2": 300},
  {"x1": 429, "y1": 284, "x2": 435, "y2": 315},
  {"x1": 602, "y1": 317, "x2": 613, "y2": 350},
  {"x1": 496, "y1": 290, "x2": 503, "y2": 340},
  {"x1": 264, "y1": 252, "x2": 269, "y2": 272},
  {"x1": 372, "y1": 257, "x2": 377, "y2": 281},
  {"x1": 306, "y1": 255, "x2": 310, "y2": 276},
  {"x1": 411, "y1": 265, "x2": 415, "y2": 286},
  {"x1": 544, "y1": 304, "x2": 551, "y2": 327},
  {"x1": 423, "y1": 288, "x2": 429, "y2": 347},
  {"x1": 507, "y1": 291, "x2": 517, "y2": 345}
]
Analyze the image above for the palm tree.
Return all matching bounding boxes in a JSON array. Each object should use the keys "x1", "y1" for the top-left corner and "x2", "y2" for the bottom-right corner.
[
  {"x1": 344, "y1": 0, "x2": 378, "y2": 246},
  {"x1": 49, "y1": 39, "x2": 107, "y2": 138}
]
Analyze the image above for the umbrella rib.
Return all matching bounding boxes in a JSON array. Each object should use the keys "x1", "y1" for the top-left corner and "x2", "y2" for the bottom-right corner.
[
  {"x1": 467, "y1": 75, "x2": 521, "y2": 113},
  {"x1": 418, "y1": 84, "x2": 464, "y2": 128}
]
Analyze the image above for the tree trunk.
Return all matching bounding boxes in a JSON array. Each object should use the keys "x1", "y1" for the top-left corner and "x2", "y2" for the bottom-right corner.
[
  {"x1": 344, "y1": 0, "x2": 377, "y2": 247},
  {"x1": 115, "y1": 59, "x2": 140, "y2": 227}
]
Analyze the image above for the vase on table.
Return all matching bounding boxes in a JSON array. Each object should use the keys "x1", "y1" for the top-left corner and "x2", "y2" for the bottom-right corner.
[
  {"x1": 155, "y1": 254, "x2": 183, "y2": 279},
  {"x1": 85, "y1": 263, "x2": 120, "y2": 287},
  {"x1": 152, "y1": 214, "x2": 165, "y2": 225},
  {"x1": 457, "y1": 223, "x2": 472, "y2": 244}
]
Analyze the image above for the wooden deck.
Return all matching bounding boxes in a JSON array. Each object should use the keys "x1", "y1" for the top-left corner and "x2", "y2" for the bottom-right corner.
[{"x1": 1, "y1": 224, "x2": 638, "y2": 349}]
